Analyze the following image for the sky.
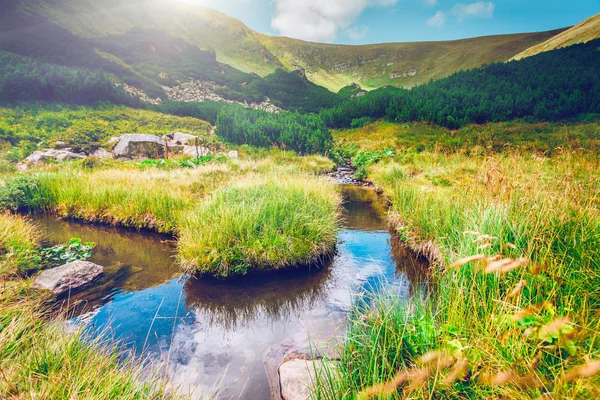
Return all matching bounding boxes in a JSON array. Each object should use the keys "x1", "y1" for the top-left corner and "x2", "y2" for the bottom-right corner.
[{"x1": 187, "y1": 0, "x2": 599, "y2": 44}]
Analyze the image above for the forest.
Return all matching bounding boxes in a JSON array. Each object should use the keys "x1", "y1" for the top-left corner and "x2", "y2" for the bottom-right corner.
[
  {"x1": 216, "y1": 105, "x2": 332, "y2": 154},
  {"x1": 320, "y1": 39, "x2": 600, "y2": 129}
]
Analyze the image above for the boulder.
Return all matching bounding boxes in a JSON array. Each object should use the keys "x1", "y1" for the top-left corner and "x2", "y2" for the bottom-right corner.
[
  {"x1": 91, "y1": 148, "x2": 113, "y2": 159},
  {"x1": 171, "y1": 131, "x2": 199, "y2": 145},
  {"x1": 279, "y1": 359, "x2": 337, "y2": 400},
  {"x1": 227, "y1": 150, "x2": 239, "y2": 159},
  {"x1": 182, "y1": 145, "x2": 211, "y2": 157},
  {"x1": 33, "y1": 261, "x2": 104, "y2": 295},
  {"x1": 16, "y1": 149, "x2": 87, "y2": 170},
  {"x1": 112, "y1": 134, "x2": 183, "y2": 159}
]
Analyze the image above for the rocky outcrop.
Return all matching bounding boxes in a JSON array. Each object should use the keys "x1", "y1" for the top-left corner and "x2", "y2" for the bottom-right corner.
[
  {"x1": 33, "y1": 261, "x2": 104, "y2": 295},
  {"x1": 120, "y1": 83, "x2": 162, "y2": 105},
  {"x1": 112, "y1": 134, "x2": 183, "y2": 159},
  {"x1": 16, "y1": 149, "x2": 87, "y2": 171},
  {"x1": 90, "y1": 148, "x2": 113, "y2": 159},
  {"x1": 165, "y1": 80, "x2": 282, "y2": 113}
]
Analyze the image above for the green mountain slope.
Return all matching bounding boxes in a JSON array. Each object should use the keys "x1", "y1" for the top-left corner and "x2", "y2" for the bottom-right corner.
[
  {"x1": 512, "y1": 13, "x2": 600, "y2": 60},
  {"x1": 19, "y1": 0, "x2": 282, "y2": 75},
  {"x1": 256, "y1": 30, "x2": 565, "y2": 92},
  {"x1": 19, "y1": 0, "x2": 568, "y2": 92}
]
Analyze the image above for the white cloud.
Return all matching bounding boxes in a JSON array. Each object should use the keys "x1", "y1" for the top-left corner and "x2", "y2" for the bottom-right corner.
[
  {"x1": 424, "y1": 0, "x2": 438, "y2": 6},
  {"x1": 346, "y1": 26, "x2": 369, "y2": 40},
  {"x1": 427, "y1": 11, "x2": 446, "y2": 27},
  {"x1": 271, "y1": 0, "x2": 398, "y2": 42},
  {"x1": 451, "y1": 2, "x2": 495, "y2": 21}
]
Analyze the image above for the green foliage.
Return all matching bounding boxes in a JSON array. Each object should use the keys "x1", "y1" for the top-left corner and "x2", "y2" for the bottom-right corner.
[
  {"x1": 321, "y1": 40, "x2": 600, "y2": 129},
  {"x1": 216, "y1": 105, "x2": 332, "y2": 154},
  {"x1": 40, "y1": 238, "x2": 95, "y2": 269},
  {"x1": 137, "y1": 155, "x2": 218, "y2": 169},
  {"x1": 0, "y1": 104, "x2": 212, "y2": 152},
  {"x1": 152, "y1": 101, "x2": 226, "y2": 125},
  {"x1": 248, "y1": 69, "x2": 342, "y2": 113},
  {"x1": 0, "y1": 174, "x2": 49, "y2": 212},
  {"x1": 0, "y1": 52, "x2": 141, "y2": 106}
]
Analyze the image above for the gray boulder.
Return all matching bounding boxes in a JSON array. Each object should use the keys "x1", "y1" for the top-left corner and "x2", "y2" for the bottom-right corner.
[
  {"x1": 33, "y1": 261, "x2": 104, "y2": 295},
  {"x1": 112, "y1": 134, "x2": 183, "y2": 159},
  {"x1": 182, "y1": 145, "x2": 211, "y2": 157},
  {"x1": 171, "y1": 131, "x2": 199, "y2": 145},
  {"x1": 90, "y1": 148, "x2": 113, "y2": 159},
  {"x1": 227, "y1": 150, "x2": 239, "y2": 159},
  {"x1": 16, "y1": 149, "x2": 87, "y2": 171},
  {"x1": 279, "y1": 359, "x2": 337, "y2": 400}
]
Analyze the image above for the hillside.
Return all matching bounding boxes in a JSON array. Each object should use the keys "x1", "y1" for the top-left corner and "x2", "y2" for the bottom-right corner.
[
  {"x1": 513, "y1": 13, "x2": 600, "y2": 60},
  {"x1": 17, "y1": 0, "x2": 567, "y2": 92},
  {"x1": 256, "y1": 30, "x2": 565, "y2": 92}
]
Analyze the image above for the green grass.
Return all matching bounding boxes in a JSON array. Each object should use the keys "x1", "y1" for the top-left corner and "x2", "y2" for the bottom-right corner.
[
  {"x1": 333, "y1": 118, "x2": 600, "y2": 155},
  {"x1": 0, "y1": 104, "x2": 213, "y2": 153},
  {"x1": 317, "y1": 123, "x2": 600, "y2": 398},
  {"x1": 0, "y1": 212, "x2": 40, "y2": 276},
  {"x1": 0, "y1": 152, "x2": 339, "y2": 277},
  {"x1": 178, "y1": 173, "x2": 341, "y2": 277}
]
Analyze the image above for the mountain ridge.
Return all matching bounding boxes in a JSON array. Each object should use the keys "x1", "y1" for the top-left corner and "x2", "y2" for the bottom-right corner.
[{"x1": 18, "y1": 0, "x2": 573, "y2": 91}]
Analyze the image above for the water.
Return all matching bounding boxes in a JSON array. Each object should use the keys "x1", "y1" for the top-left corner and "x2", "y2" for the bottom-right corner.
[{"x1": 34, "y1": 185, "x2": 427, "y2": 399}]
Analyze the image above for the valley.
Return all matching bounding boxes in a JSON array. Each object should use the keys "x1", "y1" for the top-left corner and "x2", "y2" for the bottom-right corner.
[{"x1": 0, "y1": 2, "x2": 599, "y2": 400}]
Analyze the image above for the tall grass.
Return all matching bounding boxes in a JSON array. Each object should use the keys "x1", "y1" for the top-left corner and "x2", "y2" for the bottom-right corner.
[
  {"x1": 0, "y1": 212, "x2": 40, "y2": 275},
  {"x1": 0, "y1": 154, "x2": 340, "y2": 276},
  {"x1": 178, "y1": 173, "x2": 341, "y2": 277},
  {"x1": 316, "y1": 150, "x2": 600, "y2": 399}
]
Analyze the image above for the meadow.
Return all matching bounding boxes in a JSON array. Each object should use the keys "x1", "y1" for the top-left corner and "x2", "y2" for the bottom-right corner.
[{"x1": 315, "y1": 121, "x2": 600, "y2": 399}]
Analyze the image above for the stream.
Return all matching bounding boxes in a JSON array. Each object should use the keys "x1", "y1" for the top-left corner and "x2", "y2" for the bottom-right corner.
[{"x1": 34, "y1": 185, "x2": 427, "y2": 399}]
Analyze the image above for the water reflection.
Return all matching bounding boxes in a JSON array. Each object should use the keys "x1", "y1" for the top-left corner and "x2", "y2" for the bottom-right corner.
[{"x1": 36, "y1": 186, "x2": 428, "y2": 399}]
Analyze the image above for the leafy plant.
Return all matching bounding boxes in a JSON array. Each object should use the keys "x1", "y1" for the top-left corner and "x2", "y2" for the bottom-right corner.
[{"x1": 40, "y1": 238, "x2": 95, "y2": 268}]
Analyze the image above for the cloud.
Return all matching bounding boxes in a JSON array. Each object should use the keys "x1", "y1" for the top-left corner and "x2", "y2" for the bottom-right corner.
[
  {"x1": 346, "y1": 26, "x2": 369, "y2": 41},
  {"x1": 271, "y1": 0, "x2": 398, "y2": 42},
  {"x1": 451, "y1": 2, "x2": 495, "y2": 21},
  {"x1": 423, "y1": 0, "x2": 438, "y2": 6},
  {"x1": 427, "y1": 11, "x2": 446, "y2": 27}
]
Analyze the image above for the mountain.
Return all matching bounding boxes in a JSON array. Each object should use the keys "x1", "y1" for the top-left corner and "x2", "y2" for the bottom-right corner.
[
  {"x1": 17, "y1": 0, "x2": 568, "y2": 92},
  {"x1": 512, "y1": 13, "x2": 600, "y2": 60},
  {"x1": 256, "y1": 30, "x2": 565, "y2": 92}
]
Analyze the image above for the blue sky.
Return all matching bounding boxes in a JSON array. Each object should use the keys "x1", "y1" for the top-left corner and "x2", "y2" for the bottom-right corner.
[{"x1": 190, "y1": 0, "x2": 599, "y2": 44}]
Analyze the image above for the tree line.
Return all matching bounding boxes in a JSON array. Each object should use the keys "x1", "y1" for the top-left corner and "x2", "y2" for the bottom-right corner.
[{"x1": 216, "y1": 106, "x2": 331, "y2": 154}]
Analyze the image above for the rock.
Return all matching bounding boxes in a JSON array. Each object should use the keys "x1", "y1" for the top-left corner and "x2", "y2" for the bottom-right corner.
[
  {"x1": 91, "y1": 148, "x2": 113, "y2": 159},
  {"x1": 16, "y1": 149, "x2": 87, "y2": 170},
  {"x1": 33, "y1": 261, "x2": 104, "y2": 295},
  {"x1": 171, "y1": 132, "x2": 199, "y2": 145},
  {"x1": 227, "y1": 150, "x2": 239, "y2": 159},
  {"x1": 279, "y1": 359, "x2": 337, "y2": 400},
  {"x1": 112, "y1": 134, "x2": 183, "y2": 159},
  {"x1": 108, "y1": 136, "x2": 120, "y2": 144},
  {"x1": 182, "y1": 145, "x2": 211, "y2": 157},
  {"x1": 54, "y1": 141, "x2": 67, "y2": 149}
]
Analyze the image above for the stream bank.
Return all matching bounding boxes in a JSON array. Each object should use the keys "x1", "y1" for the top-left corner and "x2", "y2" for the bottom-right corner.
[{"x1": 34, "y1": 185, "x2": 428, "y2": 399}]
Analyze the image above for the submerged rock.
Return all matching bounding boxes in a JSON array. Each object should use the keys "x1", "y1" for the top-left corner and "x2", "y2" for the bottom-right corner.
[
  {"x1": 16, "y1": 149, "x2": 87, "y2": 171},
  {"x1": 33, "y1": 261, "x2": 104, "y2": 295},
  {"x1": 112, "y1": 134, "x2": 183, "y2": 159},
  {"x1": 279, "y1": 359, "x2": 337, "y2": 400}
]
